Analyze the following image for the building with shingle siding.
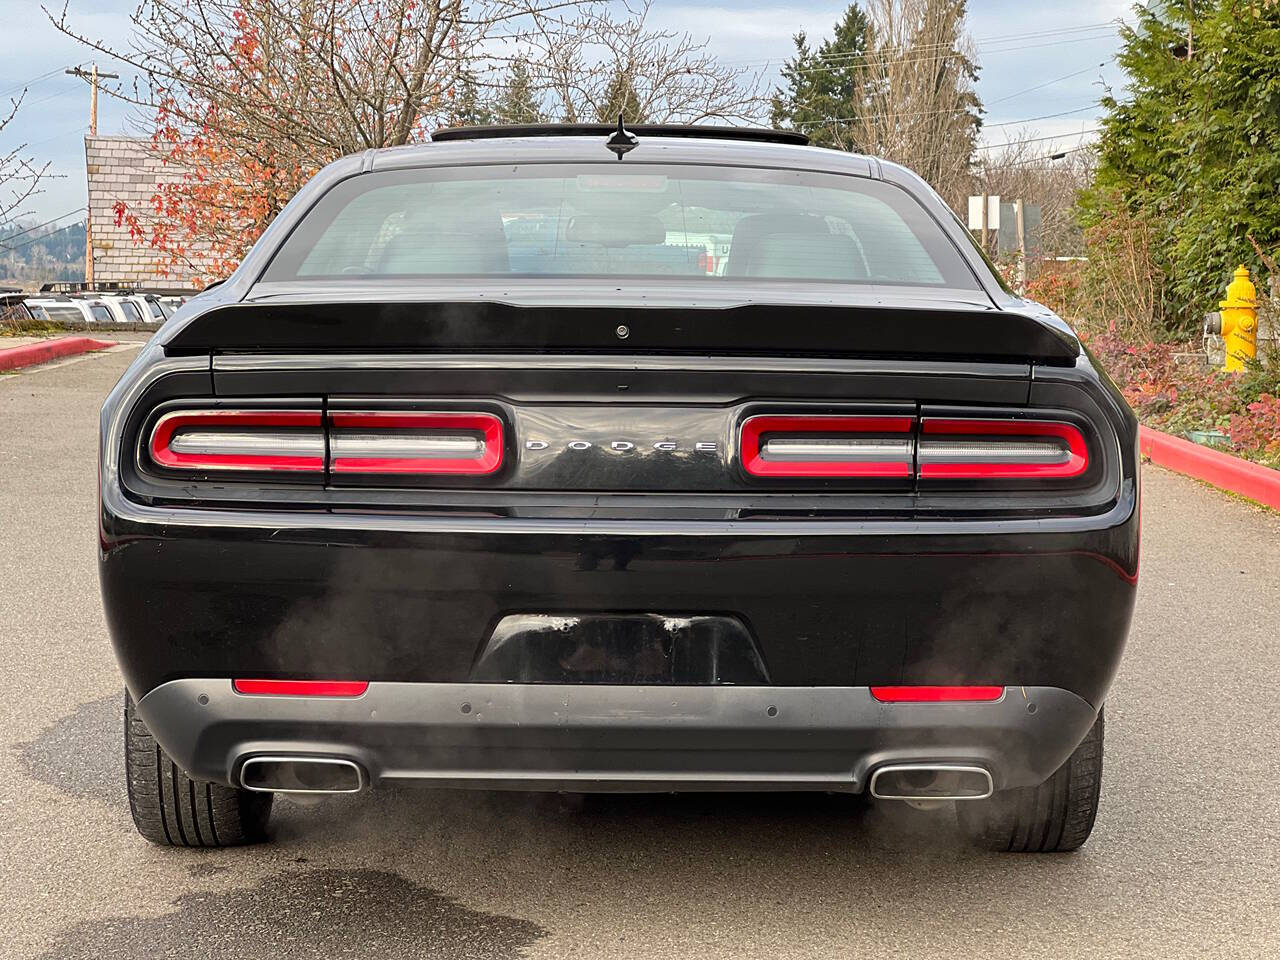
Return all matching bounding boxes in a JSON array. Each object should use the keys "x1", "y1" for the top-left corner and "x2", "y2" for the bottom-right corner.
[{"x1": 84, "y1": 135, "x2": 211, "y2": 289}]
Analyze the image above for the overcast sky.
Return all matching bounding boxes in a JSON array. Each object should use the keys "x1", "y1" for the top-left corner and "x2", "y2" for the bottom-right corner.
[{"x1": 1, "y1": 0, "x2": 1135, "y2": 226}]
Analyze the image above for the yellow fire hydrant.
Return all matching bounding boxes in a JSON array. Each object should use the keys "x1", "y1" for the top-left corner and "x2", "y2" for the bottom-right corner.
[{"x1": 1220, "y1": 265, "x2": 1258, "y2": 372}]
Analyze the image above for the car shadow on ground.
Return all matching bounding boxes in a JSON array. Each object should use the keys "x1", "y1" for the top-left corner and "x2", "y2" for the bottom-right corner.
[{"x1": 23, "y1": 701, "x2": 1116, "y2": 959}]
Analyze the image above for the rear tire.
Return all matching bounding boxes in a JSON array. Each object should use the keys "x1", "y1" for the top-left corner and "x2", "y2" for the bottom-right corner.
[
  {"x1": 124, "y1": 691, "x2": 272, "y2": 846},
  {"x1": 956, "y1": 707, "x2": 1104, "y2": 852}
]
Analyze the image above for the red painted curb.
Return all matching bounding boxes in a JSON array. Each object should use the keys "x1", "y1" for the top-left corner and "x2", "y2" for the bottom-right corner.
[
  {"x1": 1139, "y1": 425, "x2": 1280, "y2": 510},
  {"x1": 0, "y1": 336, "x2": 116, "y2": 372}
]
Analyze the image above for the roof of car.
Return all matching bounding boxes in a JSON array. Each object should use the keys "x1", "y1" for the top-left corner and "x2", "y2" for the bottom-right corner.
[
  {"x1": 369, "y1": 129, "x2": 882, "y2": 181},
  {"x1": 431, "y1": 123, "x2": 809, "y2": 146}
]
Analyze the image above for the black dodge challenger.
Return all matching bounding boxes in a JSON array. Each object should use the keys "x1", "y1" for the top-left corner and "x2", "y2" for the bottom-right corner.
[{"x1": 99, "y1": 124, "x2": 1138, "y2": 851}]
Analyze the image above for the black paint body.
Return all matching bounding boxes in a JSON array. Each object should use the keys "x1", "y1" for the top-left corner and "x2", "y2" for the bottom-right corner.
[{"x1": 97, "y1": 133, "x2": 1139, "y2": 791}]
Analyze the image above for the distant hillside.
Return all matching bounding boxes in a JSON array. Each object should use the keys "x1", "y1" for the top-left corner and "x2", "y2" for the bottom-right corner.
[{"x1": 0, "y1": 219, "x2": 86, "y2": 288}]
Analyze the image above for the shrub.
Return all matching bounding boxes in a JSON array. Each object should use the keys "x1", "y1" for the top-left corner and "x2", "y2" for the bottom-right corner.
[
  {"x1": 1228, "y1": 394, "x2": 1280, "y2": 469},
  {"x1": 1023, "y1": 260, "x2": 1082, "y2": 319}
]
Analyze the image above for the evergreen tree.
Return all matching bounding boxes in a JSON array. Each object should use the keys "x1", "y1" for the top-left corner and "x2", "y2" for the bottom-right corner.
[
  {"x1": 1088, "y1": 2, "x2": 1280, "y2": 332},
  {"x1": 447, "y1": 70, "x2": 494, "y2": 127},
  {"x1": 599, "y1": 69, "x2": 645, "y2": 124},
  {"x1": 770, "y1": 5, "x2": 872, "y2": 149},
  {"x1": 495, "y1": 59, "x2": 544, "y2": 124}
]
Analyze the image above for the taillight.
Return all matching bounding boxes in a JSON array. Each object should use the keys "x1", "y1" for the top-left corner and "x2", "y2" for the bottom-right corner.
[
  {"x1": 149, "y1": 409, "x2": 324, "y2": 473},
  {"x1": 329, "y1": 411, "x2": 504, "y2": 476},
  {"x1": 740, "y1": 415, "x2": 914, "y2": 478},
  {"x1": 917, "y1": 419, "x2": 1088, "y2": 480}
]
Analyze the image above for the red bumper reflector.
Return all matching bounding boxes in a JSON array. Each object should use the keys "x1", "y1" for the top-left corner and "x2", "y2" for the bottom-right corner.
[
  {"x1": 870, "y1": 685, "x2": 1005, "y2": 702},
  {"x1": 233, "y1": 679, "x2": 369, "y2": 697},
  {"x1": 740, "y1": 414, "x2": 915, "y2": 478},
  {"x1": 329, "y1": 411, "x2": 504, "y2": 476}
]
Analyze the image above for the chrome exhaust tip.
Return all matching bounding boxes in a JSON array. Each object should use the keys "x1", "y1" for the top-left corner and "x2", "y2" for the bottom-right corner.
[
  {"x1": 869, "y1": 763, "x2": 994, "y2": 802},
  {"x1": 239, "y1": 756, "x2": 365, "y2": 794}
]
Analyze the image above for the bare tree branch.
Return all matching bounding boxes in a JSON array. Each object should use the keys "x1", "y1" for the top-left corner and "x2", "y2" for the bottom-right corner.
[{"x1": 0, "y1": 90, "x2": 52, "y2": 227}]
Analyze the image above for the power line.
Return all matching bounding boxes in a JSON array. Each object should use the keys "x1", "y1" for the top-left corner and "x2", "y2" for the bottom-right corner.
[
  {"x1": 0, "y1": 218, "x2": 84, "y2": 253},
  {"x1": 977, "y1": 128, "x2": 1100, "y2": 152},
  {"x1": 985, "y1": 62, "x2": 1108, "y2": 107},
  {"x1": 988, "y1": 144, "x2": 1093, "y2": 169},
  {"x1": 0, "y1": 207, "x2": 86, "y2": 245},
  {"x1": 769, "y1": 29, "x2": 1122, "y2": 85},
  {"x1": 796, "y1": 98, "x2": 1100, "y2": 131},
  {"x1": 725, "y1": 19, "x2": 1127, "y2": 68},
  {"x1": 14, "y1": 83, "x2": 87, "y2": 112},
  {"x1": 0, "y1": 64, "x2": 86, "y2": 100},
  {"x1": 985, "y1": 103, "x2": 1100, "y2": 128},
  {"x1": 22, "y1": 124, "x2": 92, "y2": 151}
]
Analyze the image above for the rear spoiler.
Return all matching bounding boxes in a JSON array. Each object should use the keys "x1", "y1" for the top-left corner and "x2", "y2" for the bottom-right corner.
[{"x1": 163, "y1": 300, "x2": 1081, "y2": 364}]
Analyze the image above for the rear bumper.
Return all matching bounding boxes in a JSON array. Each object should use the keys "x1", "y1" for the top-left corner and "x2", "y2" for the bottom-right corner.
[
  {"x1": 136, "y1": 680, "x2": 1098, "y2": 793},
  {"x1": 101, "y1": 500, "x2": 1139, "y2": 705}
]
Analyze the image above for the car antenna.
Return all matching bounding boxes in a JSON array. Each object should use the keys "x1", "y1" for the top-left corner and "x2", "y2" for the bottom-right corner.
[{"x1": 606, "y1": 113, "x2": 638, "y2": 160}]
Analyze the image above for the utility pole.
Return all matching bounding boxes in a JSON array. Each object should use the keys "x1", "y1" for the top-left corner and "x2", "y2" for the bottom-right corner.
[{"x1": 66, "y1": 64, "x2": 119, "y2": 286}]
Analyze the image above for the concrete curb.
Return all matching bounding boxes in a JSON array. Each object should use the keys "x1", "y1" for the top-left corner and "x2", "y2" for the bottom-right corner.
[
  {"x1": 0, "y1": 336, "x2": 118, "y2": 372},
  {"x1": 1139, "y1": 425, "x2": 1280, "y2": 510}
]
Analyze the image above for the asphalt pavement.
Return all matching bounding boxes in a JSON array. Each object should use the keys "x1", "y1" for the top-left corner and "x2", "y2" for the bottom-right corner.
[{"x1": 2, "y1": 345, "x2": 1278, "y2": 959}]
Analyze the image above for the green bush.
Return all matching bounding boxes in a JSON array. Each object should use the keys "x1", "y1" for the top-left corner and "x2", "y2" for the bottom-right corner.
[{"x1": 1086, "y1": 3, "x2": 1280, "y2": 337}]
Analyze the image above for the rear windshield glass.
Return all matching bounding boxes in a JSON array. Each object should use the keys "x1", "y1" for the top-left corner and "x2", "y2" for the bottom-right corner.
[
  {"x1": 263, "y1": 163, "x2": 977, "y2": 289},
  {"x1": 38, "y1": 304, "x2": 81, "y2": 323}
]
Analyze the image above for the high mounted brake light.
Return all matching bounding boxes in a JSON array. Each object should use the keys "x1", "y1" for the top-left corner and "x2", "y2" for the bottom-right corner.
[
  {"x1": 148, "y1": 409, "x2": 324, "y2": 473},
  {"x1": 328, "y1": 411, "x2": 504, "y2": 476},
  {"x1": 917, "y1": 419, "x2": 1088, "y2": 480},
  {"x1": 740, "y1": 415, "x2": 915, "y2": 478}
]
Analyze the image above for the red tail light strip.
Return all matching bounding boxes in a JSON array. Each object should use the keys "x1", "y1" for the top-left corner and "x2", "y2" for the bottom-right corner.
[
  {"x1": 329, "y1": 411, "x2": 504, "y2": 476},
  {"x1": 149, "y1": 409, "x2": 324, "y2": 472},
  {"x1": 870, "y1": 685, "x2": 1005, "y2": 702},
  {"x1": 741, "y1": 415, "x2": 915, "y2": 478},
  {"x1": 233, "y1": 679, "x2": 369, "y2": 697},
  {"x1": 917, "y1": 419, "x2": 1089, "y2": 480}
]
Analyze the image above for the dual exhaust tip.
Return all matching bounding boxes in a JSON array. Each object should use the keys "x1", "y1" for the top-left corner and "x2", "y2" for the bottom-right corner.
[
  {"x1": 869, "y1": 763, "x2": 994, "y2": 802},
  {"x1": 237, "y1": 757, "x2": 993, "y2": 800},
  {"x1": 240, "y1": 756, "x2": 365, "y2": 794}
]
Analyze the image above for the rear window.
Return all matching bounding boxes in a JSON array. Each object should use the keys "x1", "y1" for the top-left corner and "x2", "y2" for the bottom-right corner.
[
  {"x1": 263, "y1": 163, "x2": 977, "y2": 289},
  {"x1": 40, "y1": 304, "x2": 83, "y2": 323},
  {"x1": 89, "y1": 304, "x2": 113, "y2": 324}
]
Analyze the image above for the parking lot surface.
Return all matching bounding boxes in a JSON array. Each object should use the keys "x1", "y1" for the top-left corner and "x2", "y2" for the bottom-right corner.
[{"x1": 2, "y1": 346, "x2": 1278, "y2": 959}]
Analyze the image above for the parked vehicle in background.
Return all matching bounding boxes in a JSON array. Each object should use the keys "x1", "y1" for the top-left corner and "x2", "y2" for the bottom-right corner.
[
  {"x1": 96, "y1": 294, "x2": 170, "y2": 325},
  {"x1": 158, "y1": 295, "x2": 187, "y2": 316},
  {"x1": 99, "y1": 124, "x2": 1138, "y2": 854},
  {"x1": 23, "y1": 302, "x2": 52, "y2": 325},
  {"x1": 25, "y1": 297, "x2": 99, "y2": 326},
  {"x1": 21, "y1": 293, "x2": 171, "y2": 327},
  {"x1": 95, "y1": 296, "x2": 145, "y2": 325},
  {"x1": 1, "y1": 289, "x2": 39, "y2": 328},
  {"x1": 135, "y1": 294, "x2": 171, "y2": 322}
]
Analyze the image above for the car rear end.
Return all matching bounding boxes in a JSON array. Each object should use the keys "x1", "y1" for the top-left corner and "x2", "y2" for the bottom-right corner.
[{"x1": 99, "y1": 130, "x2": 1138, "y2": 847}]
